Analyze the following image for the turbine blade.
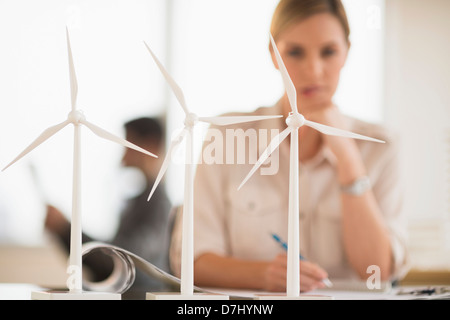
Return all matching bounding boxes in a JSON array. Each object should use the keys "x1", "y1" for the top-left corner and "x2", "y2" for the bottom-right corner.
[
  {"x1": 143, "y1": 41, "x2": 189, "y2": 115},
  {"x1": 80, "y1": 119, "x2": 158, "y2": 158},
  {"x1": 238, "y1": 126, "x2": 292, "y2": 190},
  {"x1": 269, "y1": 34, "x2": 297, "y2": 114},
  {"x1": 198, "y1": 115, "x2": 283, "y2": 126},
  {"x1": 304, "y1": 120, "x2": 385, "y2": 143},
  {"x1": 148, "y1": 128, "x2": 187, "y2": 201},
  {"x1": 2, "y1": 120, "x2": 70, "y2": 171},
  {"x1": 66, "y1": 27, "x2": 78, "y2": 111}
]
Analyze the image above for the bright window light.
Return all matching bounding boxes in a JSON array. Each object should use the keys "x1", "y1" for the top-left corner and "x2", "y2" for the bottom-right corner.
[
  {"x1": 0, "y1": 0, "x2": 385, "y2": 244},
  {"x1": 0, "y1": 0, "x2": 168, "y2": 243}
]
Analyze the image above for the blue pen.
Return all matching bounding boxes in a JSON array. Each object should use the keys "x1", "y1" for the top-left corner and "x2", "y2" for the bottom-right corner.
[
  {"x1": 271, "y1": 233, "x2": 306, "y2": 260},
  {"x1": 271, "y1": 233, "x2": 333, "y2": 288}
]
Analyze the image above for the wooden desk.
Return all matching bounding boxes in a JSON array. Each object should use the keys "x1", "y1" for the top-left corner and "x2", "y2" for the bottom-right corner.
[
  {"x1": 400, "y1": 268, "x2": 450, "y2": 286},
  {"x1": 0, "y1": 241, "x2": 67, "y2": 288}
]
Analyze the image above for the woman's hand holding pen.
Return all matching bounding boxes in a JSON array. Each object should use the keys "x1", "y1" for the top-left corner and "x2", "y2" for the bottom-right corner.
[{"x1": 263, "y1": 253, "x2": 329, "y2": 292}]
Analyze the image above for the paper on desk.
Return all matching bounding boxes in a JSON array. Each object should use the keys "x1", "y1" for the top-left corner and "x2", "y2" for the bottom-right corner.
[
  {"x1": 318, "y1": 279, "x2": 392, "y2": 293},
  {"x1": 81, "y1": 242, "x2": 450, "y2": 300},
  {"x1": 81, "y1": 242, "x2": 266, "y2": 299},
  {"x1": 81, "y1": 242, "x2": 181, "y2": 294}
]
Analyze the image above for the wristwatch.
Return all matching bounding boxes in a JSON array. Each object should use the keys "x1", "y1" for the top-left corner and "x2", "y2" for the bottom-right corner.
[{"x1": 340, "y1": 176, "x2": 371, "y2": 196}]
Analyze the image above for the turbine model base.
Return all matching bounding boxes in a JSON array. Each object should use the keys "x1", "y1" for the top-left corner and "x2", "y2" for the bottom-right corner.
[
  {"x1": 146, "y1": 292, "x2": 229, "y2": 300},
  {"x1": 31, "y1": 290, "x2": 121, "y2": 300}
]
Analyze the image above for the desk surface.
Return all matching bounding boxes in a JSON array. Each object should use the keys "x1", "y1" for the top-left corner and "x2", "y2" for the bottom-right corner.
[
  {"x1": 1, "y1": 243, "x2": 449, "y2": 300},
  {"x1": 1, "y1": 283, "x2": 449, "y2": 300},
  {"x1": 0, "y1": 242, "x2": 67, "y2": 288},
  {"x1": 0, "y1": 284, "x2": 44, "y2": 300}
]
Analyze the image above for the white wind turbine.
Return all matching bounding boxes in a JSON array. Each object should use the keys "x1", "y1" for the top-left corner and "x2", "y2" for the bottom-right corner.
[
  {"x1": 238, "y1": 34, "x2": 385, "y2": 298},
  {"x1": 2, "y1": 28, "x2": 158, "y2": 300},
  {"x1": 143, "y1": 42, "x2": 282, "y2": 299}
]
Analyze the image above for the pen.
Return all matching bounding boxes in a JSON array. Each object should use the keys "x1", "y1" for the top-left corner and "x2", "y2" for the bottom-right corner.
[{"x1": 271, "y1": 233, "x2": 333, "y2": 288}]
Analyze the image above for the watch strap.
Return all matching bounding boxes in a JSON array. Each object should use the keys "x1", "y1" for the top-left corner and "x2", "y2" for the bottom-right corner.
[{"x1": 340, "y1": 176, "x2": 371, "y2": 195}]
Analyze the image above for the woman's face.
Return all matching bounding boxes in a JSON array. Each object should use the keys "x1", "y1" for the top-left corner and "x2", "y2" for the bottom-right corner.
[{"x1": 272, "y1": 13, "x2": 349, "y2": 115}]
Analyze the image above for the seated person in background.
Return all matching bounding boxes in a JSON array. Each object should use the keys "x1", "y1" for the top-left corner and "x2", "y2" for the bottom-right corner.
[
  {"x1": 170, "y1": 0, "x2": 409, "y2": 293},
  {"x1": 45, "y1": 117, "x2": 173, "y2": 296}
]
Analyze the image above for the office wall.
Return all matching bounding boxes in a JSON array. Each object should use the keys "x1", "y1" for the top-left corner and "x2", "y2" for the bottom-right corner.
[{"x1": 384, "y1": 0, "x2": 450, "y2": 268}]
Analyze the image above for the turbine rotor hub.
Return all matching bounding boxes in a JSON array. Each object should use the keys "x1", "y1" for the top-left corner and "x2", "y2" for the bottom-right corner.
[
  {"x1": 68, "y1": 110, "x2": 86, "y2": 125},
  {"x1": 286, "y1": 112, "x2": 305, "y2": 128},
  {"x1": 184, "y1": 113, "x2": 198, "y2": 128}
]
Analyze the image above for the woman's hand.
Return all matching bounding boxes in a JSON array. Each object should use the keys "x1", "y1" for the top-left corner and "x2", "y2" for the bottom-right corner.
[
  {"x1": 303, "y1": 104, "x2": 366, "y2": 184},
  {"x1": 263, "y1": 253, "x2": 329, "y2": 292},
  {"x1": 304, "y1": 105, "x2": 354, "y2": 158}
]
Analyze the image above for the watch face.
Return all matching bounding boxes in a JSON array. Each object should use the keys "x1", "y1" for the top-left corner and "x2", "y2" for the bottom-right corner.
[
  {"x1": 355, "y1": 181, "x2": 364, "y2": 194},
  {"x1": 343, "y1": 177, "x2": 371, "y2": 195}
]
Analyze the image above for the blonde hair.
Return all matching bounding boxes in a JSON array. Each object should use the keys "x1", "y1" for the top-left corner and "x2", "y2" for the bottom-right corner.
[{"x1": 270, "y1": 0, "x2": 350, "y2": 43}]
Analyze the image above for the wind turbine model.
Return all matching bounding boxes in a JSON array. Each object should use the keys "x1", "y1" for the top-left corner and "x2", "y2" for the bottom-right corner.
[
  {"x1": 143, "y1": 42, "x2": 282, "y2": 300},
  {"x1": 238, "y1": 34, "x2": 385, "y2": 299},
  {"x1": 2, "y1": 28, "x2": 157, "y2": 300}
]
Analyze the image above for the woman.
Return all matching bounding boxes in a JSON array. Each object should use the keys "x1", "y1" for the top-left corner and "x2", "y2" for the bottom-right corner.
[{"x1": 170, "y1": 0, "x2": 409, "y2": 292}]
